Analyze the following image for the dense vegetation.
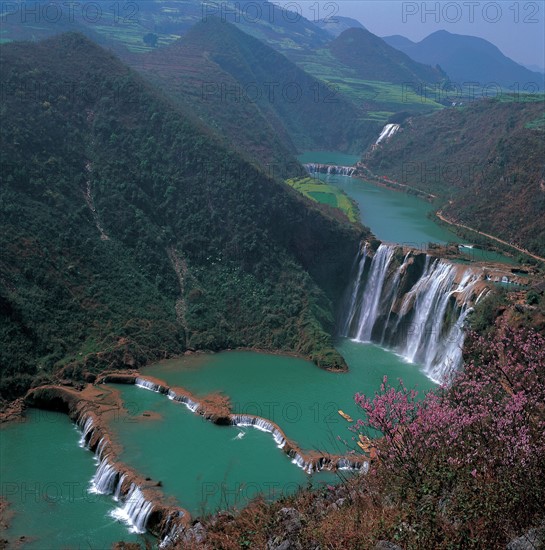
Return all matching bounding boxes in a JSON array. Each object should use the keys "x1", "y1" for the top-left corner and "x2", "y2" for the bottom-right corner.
[
  {"x1": 0, "y1": 33, "x2": 366, "y2": 403},
  {"x1": 367, "y1": 98, "x2": 545, "y2": 256}
]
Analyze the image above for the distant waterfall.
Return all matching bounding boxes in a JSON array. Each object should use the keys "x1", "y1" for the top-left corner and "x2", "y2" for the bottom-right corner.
[
  {"x1": 343, "y1": 244, "x2": 482, "y2": 383},
  {"x1": 304, "y1": 163, "x2": 356, "y2": 177},
  {"x1": 375, "y1": 123, "x2": 400, "y2": 144}
]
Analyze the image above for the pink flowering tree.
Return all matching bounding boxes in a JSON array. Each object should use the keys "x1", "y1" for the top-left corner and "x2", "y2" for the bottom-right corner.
[{"x1": 353, "y1": 325, "x2": 545, "y2": 547}]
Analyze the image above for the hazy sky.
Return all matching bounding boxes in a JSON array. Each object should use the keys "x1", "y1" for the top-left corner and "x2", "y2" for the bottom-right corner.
[{"x1": 284, "y1": 0, "x2": 545, "y2": 69}]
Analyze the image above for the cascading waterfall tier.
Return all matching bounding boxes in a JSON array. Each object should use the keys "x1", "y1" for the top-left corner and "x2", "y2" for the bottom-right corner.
[
  {"x1": 303, "y1": 163, "x2": 356, "y2": 177},
  {"x1": 110, "y1": 483, "x2": 155, "y2": 534},
  {"x1": 231, "y1": 414, "x2": 287, "y2": 449},
  {"x1": 343, "y1": 244, "x2": 484, "y2": 383},
  {"x1": 167, "y1": 389, "x2": 200, "y2": 412},
  {"x1": 76, "y1": 412, "x2": 167, "y2": 536},
  {"x1": 129, "y1": 379, "x2": 369, "y2": 475},
  {"x1": 135, "y1": 377, "x2": 168, "y2": 394},
  {"x1": 91, "y1": 457, "x2": 120, "y2": 495}
]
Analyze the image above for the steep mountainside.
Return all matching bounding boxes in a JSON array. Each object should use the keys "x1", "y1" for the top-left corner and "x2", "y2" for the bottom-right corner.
[
  {"x1": 0, "y1": 33, "x2": 364, "y2": 402},
  {"x1": 0, "y1": 0, "x2": 331, "y2": 55},
  {"x1": 328, "y1": 28, "x2": 446, "y2": 85},
  {"x1": 315, "y1": 16, "x2": 366, "y2": 37},
  {"x1": 130, "y1": 18, "x2": 372, "y2": 164},
  {"x1": 366, "y1": 99, "x2": 545, "y2": 256},
  {"x1": 383, "y1": 30, "x2": 545, "y2": 89}
]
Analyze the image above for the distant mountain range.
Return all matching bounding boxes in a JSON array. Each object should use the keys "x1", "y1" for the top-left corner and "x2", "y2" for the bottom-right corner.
[
  {"x1": 0, "y1": 0, "x2": 447, "y2": 125},
  {"x1": 328, "y1": 28, "x2": 446, "y2": 85},
  {"x1": 383, "y1": 30, "x2": 545, "y2": 90}
]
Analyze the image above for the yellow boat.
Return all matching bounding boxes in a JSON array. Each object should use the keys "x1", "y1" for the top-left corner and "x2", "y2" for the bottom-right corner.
[
  {"x1": 357, "y1": 441, "x2": 369, "y2": 452},
  {"x1": 338, "y1": 410, "x2": 353, "y2": 422}
]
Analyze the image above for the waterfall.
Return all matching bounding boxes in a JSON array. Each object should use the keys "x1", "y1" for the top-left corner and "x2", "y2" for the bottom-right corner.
[
  {"x1": 303, "y1": 163, "x2": 356, "y2": 177},
  {"x1": 78, "y1": 416, "x2": 94, "y2": 448},
  {"x1": 231, "y1": 414, "x2": 286, "y2": 449},
  {"x1": 135, "y1": 377, "x2": 166, "y2": 393},
  {"x1": 167, "y1": 389, "x2": 200, "y2": 412},
  {"x1": 76, "y1": 414, "x2": 157, "y2": 537},
  {"x1": 354, "y1": 244, "x2": 396, "y2": 342},
  {"x1": 343, "y1": 244, "x2": 482, "y2": 383},
  {"x1": 376, "y1": 123, "x2": 400, "y2": 144},
  {"x1": 114, "y1": 474, "x2": 126, "y2": 501},
  {"x1": 289, "y1": 451, "x2": 314, "y2": 474},
  {"x1": 95, "y1": 437, "x2": 107, "y2": 461},
  {"x1": 342, "y1": 245, "x2": 368, "y2": 334},
  {"x1": 337, "y1": 458, "x2": 369, "y2": 473},
  {"x1": 110, "y1": 483, "x2": 154, "y2": 534},
  {"x1": 91, "y1": 457, "x2": 119, "y2": 495}
]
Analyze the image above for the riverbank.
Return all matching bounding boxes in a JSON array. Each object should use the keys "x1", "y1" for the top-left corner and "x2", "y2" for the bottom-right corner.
[{"x1": 437, "y1": 210, "x2": 545, "y2": 264}]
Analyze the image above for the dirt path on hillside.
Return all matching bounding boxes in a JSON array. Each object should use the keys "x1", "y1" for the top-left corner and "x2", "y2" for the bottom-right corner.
[{"x1": 436, "y1": 211, "x2": 545, "y2": 263}]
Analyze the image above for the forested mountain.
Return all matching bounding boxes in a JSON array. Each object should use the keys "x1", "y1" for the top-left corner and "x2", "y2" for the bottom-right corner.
[
  {"x1": 0, "y1": 33, "x2": 365, "y2": 402},
  {"x1": 328, "y1": 28, "x2": 446, "y2": 85},
  {"x1": 0, "y1": 0, "x2": 447, "y2": 126},
  {"x1": 383, "y1": 30, "x2": 545, "y2": 89},
  {"x1": 366, "y1": 99, "x2": 545, "y2": 256},
  {"x1": 130, "y1": 17, "x2": 372, "y2": 169},
  {"x1": 0, "y1": 0, "x2": 332, "y2": 55}
]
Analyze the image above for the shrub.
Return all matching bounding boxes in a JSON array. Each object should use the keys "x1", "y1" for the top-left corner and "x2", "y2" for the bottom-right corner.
[{"x1": 354, "y1": 325, "x2": 545, "y2": 548}]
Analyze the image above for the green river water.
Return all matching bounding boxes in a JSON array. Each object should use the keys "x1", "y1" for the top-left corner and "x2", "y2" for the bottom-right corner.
[
  {"x1": 111, "y1": 340, "x2": 434, "y2": 515},
  {"x1": 5, "y1": 150, "x2": 494, "y2": 546},
  {"x1": 298, "y1": 151, "x2": 516, "y2": 265},
  {"x1": 0, "y1": 409, "x2": 146, "y2": 548}
]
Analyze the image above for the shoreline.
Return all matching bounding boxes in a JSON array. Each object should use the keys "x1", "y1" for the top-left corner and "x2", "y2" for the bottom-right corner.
[{"x1": 2, "y1": 373, "x2": 370, "y2": 545}]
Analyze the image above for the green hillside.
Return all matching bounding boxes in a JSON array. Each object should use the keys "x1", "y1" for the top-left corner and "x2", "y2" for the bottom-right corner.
[
  {"x1": 0, "y1": 33, "x2": 365, "y2": 403},
  {"x1": 366, "y1": 98, "x2": 545, "y2": 257},
  {"x1": 1, "y1": 2, "x2": 447, "y2": 128},
  {"x1": 130, "y1": 18, "x2": 373, "y2": 170}
]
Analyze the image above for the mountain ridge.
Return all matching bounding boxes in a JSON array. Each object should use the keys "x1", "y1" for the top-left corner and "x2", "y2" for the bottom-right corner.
[
  {"x1": 0, "y1": 32, "x2": 365, "y2": 402},
  {"x1": 129, "y1": 17, "x2": 372, "y2": 162},
  {"x1": 383, "y1": 30, "x2": 545, "y2": 89}
]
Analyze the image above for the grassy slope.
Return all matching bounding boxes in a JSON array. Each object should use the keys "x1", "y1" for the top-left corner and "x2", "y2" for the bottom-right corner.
[
  {"x1": 286, "y1": 177, "x2": 359, "y2": 223},
  {"x1": 367, "y1": 98, "x2": 545, "y2": 257},
  {"x1": 0, "y1": 33, "x2": 366, "y2": 402}
]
